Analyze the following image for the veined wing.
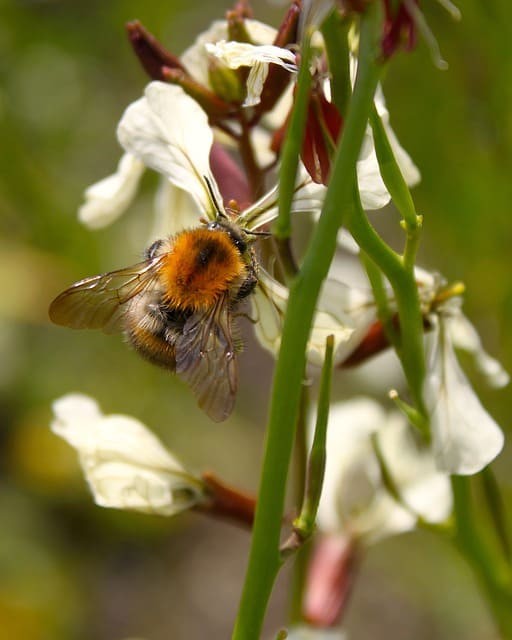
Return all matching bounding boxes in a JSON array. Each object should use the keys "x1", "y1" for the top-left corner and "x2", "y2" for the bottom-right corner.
[
  {"x1": 49, "y1": 256, "x2": 164, "y2": 334},
  {"x1": 175, "y1": 294, "x2": 238, "y2": 422}
]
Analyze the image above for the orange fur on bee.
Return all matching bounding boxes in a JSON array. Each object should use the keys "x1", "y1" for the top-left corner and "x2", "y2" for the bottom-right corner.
[{"x1": 160, "y1": 229, "x2": 246, "y2": 311}]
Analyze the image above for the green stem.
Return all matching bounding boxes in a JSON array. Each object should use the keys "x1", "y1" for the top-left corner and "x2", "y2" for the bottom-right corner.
[
  {"x1": 452, "y1": 476, "x2": 512, "y2": 638},
  {"x1": 294, "y1": 335, "x2": 334, "y2": 536},
  {"x1": 369, "y1": 105, "x2": 417, "y2": 229},
  {"x1": 360, "y1": 251, "x2": 400, "y2": 349},
  {"x1": 231, "y1": 7, "x2": 383, "y2": 638},
  {"x1": 289, "y1": 336, "x2": 335, "y2": 623},
  {"x1": 321, "y1": 12, "x2": 351, "y2": 117},
  {"x1": 481, "y1": 467, "x2": 512, "y2": 564},
  {"x1": 289, "y1": 382, "x2": 310, "y2": 624},
  {"x1": 272, "y1": 35, "x2": 313, "y2": 240},
  {"x1": 347, "y1": 189, "x2": 427, "y2": 421}
]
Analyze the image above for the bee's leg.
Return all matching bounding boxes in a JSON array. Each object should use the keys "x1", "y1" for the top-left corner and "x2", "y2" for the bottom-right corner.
[{"x1": 236, "y1": 271, "x2": 258, "y2": 300}]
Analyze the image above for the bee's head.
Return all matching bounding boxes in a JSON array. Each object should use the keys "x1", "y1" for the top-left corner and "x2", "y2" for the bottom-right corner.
[{"x1": 207, "y1": 218, "x2": 249, "y2": 255}]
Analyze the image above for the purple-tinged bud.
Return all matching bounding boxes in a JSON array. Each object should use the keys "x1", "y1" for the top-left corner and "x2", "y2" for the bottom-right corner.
[
  {"x1": 126, "y1": 20, "x2": 187, "y2": 81},
  {"x1": 303, "y1": 535, "x2": 359, "y2": 627},
  {"x1": 302, "y1": 89, "x2": 343, "y2": 184},
  {"x1": 381, "y1": 0, "x2": 417, "y2": 59}
]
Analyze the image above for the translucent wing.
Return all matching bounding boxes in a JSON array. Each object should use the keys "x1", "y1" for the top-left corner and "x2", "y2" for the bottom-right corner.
[
  {"x1": 175, "y1": 294, "x2": 238, "y2": 422},
  {"x1": 49, "y1": 257, "x2": 164, "y2": 334}
]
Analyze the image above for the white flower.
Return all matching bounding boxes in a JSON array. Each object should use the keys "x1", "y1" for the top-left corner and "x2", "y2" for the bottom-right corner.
[
  {"x1": 317, "y1": 398, "x2": 452, "y2": 544},
  {"x1": 148, "y1": 178, "x2": 200, "y2": 243},
  {"x1": 423, "y1": 308, "x2": 506, "y2": 475},
  {"x1": 413, "y1": 270, "x2": 508, "y2": 475},
  {"x1": 253, "y1": 270, "x2": 376, "y2": 367},
  {"x1": 446, "y1": 305, "x2": 510, "y2": 389},
  {"x1": 78, "y1": 153, "x2": 145, "y2": 229},
  {"x1": 77, "y1": 18, "x2": 282, "y2": 233},
  {"x1": 181, "y1": 19, "x2": 278, "y2": 87},
  {"x1": 205, "y1": 40, "x2": 297, "y2": 107},
  {"x1": 117, "y1": 82, "x2": 223, "y2": 220},
  {"x1": 51, "y1": 393, "x2": 204, "y2": 515}
]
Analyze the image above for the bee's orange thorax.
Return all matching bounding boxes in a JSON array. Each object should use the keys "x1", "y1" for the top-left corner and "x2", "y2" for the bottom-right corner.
[{"x1": 160, "y1": 228, "x2": 245, "y2": 311}]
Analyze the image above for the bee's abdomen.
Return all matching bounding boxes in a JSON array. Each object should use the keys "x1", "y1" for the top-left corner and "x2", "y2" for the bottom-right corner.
[
  {"x1": 124, "y1": 297, "x2": 188, "y2": 371},
  {"x1": 160, "y1": 229, "x2": 246, "y2": 311}
]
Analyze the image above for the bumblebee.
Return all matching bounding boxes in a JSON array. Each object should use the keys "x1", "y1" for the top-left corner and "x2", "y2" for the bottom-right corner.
[{"x1": 49, "y1": 217, "x2": 258, "y2": 422}]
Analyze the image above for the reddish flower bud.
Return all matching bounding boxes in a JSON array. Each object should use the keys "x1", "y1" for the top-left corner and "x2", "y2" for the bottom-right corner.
[
  {"x1": 271, "y1": 84, "x2": 343, "y2": 185},
  {"x1": 303, "y1": 535, "x2": 359, "y2": 627},
  {"x1": 302, "y1": 89, "x2": 343, "y2": 184},
  {"x1": 340, "y1": 314, "x2": 431, "y2": 368},
  {"x1": 381, "y1": 0, "x2": 418, "y2": 60},
  {"x1": 126, "y1": 20, "x2": 188, "y2": 81},
  {"x1": 210, "y1": 142, "x2": 252, "y2": 210}
]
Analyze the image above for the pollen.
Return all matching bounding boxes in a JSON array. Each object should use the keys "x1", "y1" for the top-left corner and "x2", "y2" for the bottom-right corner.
[{"x1": 160, "y1": 228, "x2": 246, "y2": 311}]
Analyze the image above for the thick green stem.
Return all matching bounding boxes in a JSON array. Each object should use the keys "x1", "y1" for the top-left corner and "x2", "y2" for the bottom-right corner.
[
  {"x1": 321, "y1": 12, "x2": 351, "y2": 117},
  {"x1": 231, "y1": 7, "x2": 383, "y2": 638},
  {"x1": 452, "y1": 476, "x2": 512, "y2": 638}
]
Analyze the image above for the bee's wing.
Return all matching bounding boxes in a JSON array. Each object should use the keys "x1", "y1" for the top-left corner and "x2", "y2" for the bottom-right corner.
[
  {"x1": 175, "y1": 294, "x2": 238, "y2": 422},
  {"x1": 49, "y1": 257, "x2": 164, "y2": 334}
]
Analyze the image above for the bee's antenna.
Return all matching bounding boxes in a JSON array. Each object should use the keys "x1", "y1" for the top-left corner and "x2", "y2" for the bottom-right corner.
[
  {"x1": 246, "y1": 229, "x2": 272, "y2": 238},
  {"x1": 204, "y1": 175, "x2": 227, "y2": 219}
]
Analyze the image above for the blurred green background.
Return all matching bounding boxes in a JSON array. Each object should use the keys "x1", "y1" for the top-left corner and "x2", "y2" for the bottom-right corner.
[{"x1": 1, "y1": 0, "x2": 511, "y2": 638}]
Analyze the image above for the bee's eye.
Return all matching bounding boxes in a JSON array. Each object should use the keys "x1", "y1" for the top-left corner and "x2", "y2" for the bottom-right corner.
[
  {"x1": 145, "y1": 239, "x2": 164, "y2": 259},
  {"x1": 233, "y1": 237, "x2": 247, "y2": 253}
]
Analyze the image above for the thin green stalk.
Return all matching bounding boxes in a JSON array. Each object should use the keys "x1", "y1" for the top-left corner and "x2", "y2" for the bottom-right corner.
[
  {"x1": 369, "y1": 105, "x2": 417, "y2": 229},
  {"x1": 452, "y1": 476, "x2": 512, "y2": 638},
  {"x1": 321, "y1": 12, "x2": 351, "y2": 116},
  {"x1": 294, "y1": 335, "x2": 334, "y2": 536},
  {"x1": 347, "y1": 189, "x2": 427, "y2": 419},
  {"x1": 289, "y1": 336, "x2": 335, "y2": 624},
  {"x1": 272, "y1": 35, "x2": 312, "y2": 240},
  {"x1": 289, "y1": 382, "x2": 310, "y2": 624},
  {"x1": 231, "y1": 7, "x2": 383, "y2": 638},
  {"x1": 369, "y1": 105, "x2": 423, "y2": 273},
  {"x1": 360, "y1": 251, "x2": 400, "y2": 349}
]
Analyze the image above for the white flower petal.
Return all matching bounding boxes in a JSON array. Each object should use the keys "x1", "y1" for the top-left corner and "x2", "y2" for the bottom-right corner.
[
  {"x1": 424, "y1": 321, "x2": 505, "y2": 475},
  {"x1": 149, "y1": 179, "x2": 201, "y2": 242},
  {"x1": 205, "y1": 41, "x2": 296, "y2": 107},
  {"x1": 52, "y1": 393, "x2": 103, "y2": 445},
  {"x1": 356, "y1": 144, "x2": 392, "y2": 210},
  {"x1": 205, "y1": 41, "x2": 296, "y2": 71},
  {"x1": 377, "y1": 413, "x2": 452, "y2": 522},
  {"x1": 374, "y1": 84, "x2": 421, "y2": 188},
  {"x1": 51, "y1": 393, "x2": 203, "y2": 515},
  {"x1": 78, "y1": 154, "x2": 145, "y2": 229},
  {"x1": 347, "y1": 55, "x2": 420, "y2": 208},
  {"x1": 181, "y1": 20, "x2": 277, "y2": 87},
  {"x1": 252, "y1": 270, "x2": 371, "y2": 367},
  {"x1": 317, "y1": 398, "x2": 452, "y2": 543},
  {"x1": 117, "y1": 82, "x2": 222, "y2": 220},
  {"x1": 80, "y1": 459, "x2": 197, "y2": 516},
  {"x1": 244, "y1": 61, "x2": 270, "y2": 107},
  {"x1": 448, "y1": 312, "x2": 510, "y2": 388}
]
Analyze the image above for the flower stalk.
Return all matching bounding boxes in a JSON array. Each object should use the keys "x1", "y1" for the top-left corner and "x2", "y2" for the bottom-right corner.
[{"x1": 232, "y1": 5, "x2": 383, "y2": 638}]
